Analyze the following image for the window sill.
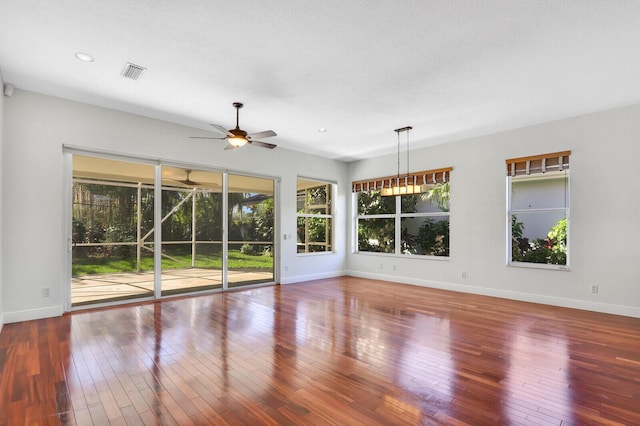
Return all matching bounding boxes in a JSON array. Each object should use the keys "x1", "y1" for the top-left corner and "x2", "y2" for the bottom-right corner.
[
  {"x1": 354, "y1": 251, "x2": 450, "y2": 261},
  {"x1": 507, "y1": 261, "x2": 570, "y2": 271},
  {"x1": 297, "y1": 251, "x2": 335, "y2": 257}
]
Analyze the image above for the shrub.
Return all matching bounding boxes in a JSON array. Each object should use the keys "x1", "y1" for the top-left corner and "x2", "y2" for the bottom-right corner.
[
  {"x1": 512, "y1": 217, "x2": 567, "y2": 265},
  {"x1": 522, "y1": 239, "x2": 552, "y2": 263},
  {"x1": 417, "y1": 219, "x2": 449, "y2": 256},
  {"x1": 240, "y1": 244, "x2": 256, "y2": 255},
  {"x1": 105, "y1": 226, "x2": 136, "y2": 257}
]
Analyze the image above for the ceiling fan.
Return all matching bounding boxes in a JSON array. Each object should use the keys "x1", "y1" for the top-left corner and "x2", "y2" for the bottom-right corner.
[
  {"x1": 190, "y1": 102, "x2": 277, "y2": 150},
  {"x1": 171, "y1": 170, "x2": 201, "y2": 186}
]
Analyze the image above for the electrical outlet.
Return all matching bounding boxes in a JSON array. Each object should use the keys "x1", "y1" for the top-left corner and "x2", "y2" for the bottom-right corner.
[
  {"x1": 42, "y1": 288, "x2": 51, "y2": 297},
  {"x1": 461, "y1": 271, "x2": 467, "y2": 279},
  {"x1": 591, "y1": 284, "x2": 599, "y2": 294},
  {"x1": 379, "y1": 263, "x2": 383, "y2": 270},
  {"x1": 284, "y1": 265, "x2": 288, "y2": 272},
  {"x1": 392, "y1": 265, "x2": 396, "y2": 271}
]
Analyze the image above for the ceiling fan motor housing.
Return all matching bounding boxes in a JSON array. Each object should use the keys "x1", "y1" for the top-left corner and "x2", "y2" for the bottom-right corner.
[{"x1": 230, "y1": 128, "x2": 247, "y2": 137}]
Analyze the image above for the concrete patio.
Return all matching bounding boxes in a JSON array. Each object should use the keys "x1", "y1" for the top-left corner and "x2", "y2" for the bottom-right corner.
[{"x1": 71, "y1": 268, "x2": 274, "y2": 306}]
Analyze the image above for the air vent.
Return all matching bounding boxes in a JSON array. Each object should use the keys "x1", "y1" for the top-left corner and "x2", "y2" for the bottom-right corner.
[{"x1": 121, "y1": 62, "x2": 146, "y2": 80}]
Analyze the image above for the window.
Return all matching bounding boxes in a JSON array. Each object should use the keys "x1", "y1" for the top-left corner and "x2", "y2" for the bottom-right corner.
[
  {"x1": 354, "y1": 168, "x2": 451, "y2": 256},
  {"x1": 507, "y1": 151, "x2": 570, "y2": 268},
  {"x1": 297, "y1": 178, "x2": 333, "y2": 253}
]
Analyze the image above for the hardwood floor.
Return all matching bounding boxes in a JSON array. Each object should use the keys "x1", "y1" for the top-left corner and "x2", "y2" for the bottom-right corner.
[{"x1": 1, "y1": 276, "x2": 639, "y2": 425}]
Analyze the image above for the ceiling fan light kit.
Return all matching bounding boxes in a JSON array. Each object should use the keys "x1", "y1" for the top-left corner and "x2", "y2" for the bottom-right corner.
[
  {"x1": 228, "y1": 131, "x2": 249, "y2": 147},
  {"x1": 227, "y1": 102, "x2": 248, "y2": 147},
  {"x1": 189, "y1": 102, "x2": 277, "y2": 150}
]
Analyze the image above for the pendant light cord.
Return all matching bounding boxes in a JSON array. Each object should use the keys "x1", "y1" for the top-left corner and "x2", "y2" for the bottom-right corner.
[
  {"x1": 393, "y1": 126, "x2": 413, "y2": 189},
  {"x1": 396, "y1": 129, "x2": 401, "y2": 184},
  {"x1": 406, "y1": 127, "x2": 410, "y2": 179}
]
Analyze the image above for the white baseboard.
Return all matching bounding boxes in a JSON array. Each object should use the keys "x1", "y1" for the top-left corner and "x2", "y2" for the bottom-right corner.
[
  {"x1": 346, "y1": 270, "x2": 640, "y2": 318},
  {"x1": 4, "y1": 274, "x2": 635, "y2": 323},
  {"x1": 2, "y1": 306, "x2": 65, "y2": 324},
  {"x1": 280, "y1": 270, "x2": 346, "y2": 285}
]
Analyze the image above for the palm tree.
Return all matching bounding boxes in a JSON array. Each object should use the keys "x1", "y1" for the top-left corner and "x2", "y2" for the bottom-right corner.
[{"x1": 424, "y1": 182, "x2": 450, "y2": 212}]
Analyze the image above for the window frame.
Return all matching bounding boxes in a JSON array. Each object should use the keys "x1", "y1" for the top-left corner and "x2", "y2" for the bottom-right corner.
[
  {"x1": 296, "y1": 177, "x2": 335, "y2": 255},
  {"x1": 355, "y1": 188, "x2": 450, "y2": 259},
  {"x1": 506, "y1": 170, "x2": 570, "y2": 270}
]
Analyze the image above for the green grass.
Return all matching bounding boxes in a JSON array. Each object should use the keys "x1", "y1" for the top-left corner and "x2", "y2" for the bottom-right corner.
[{"x1": 72, "y1": 251, "x2": 273, "y2": 276}]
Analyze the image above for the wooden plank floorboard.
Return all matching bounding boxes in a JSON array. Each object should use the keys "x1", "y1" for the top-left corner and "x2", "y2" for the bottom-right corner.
[{"x1": 1, "y1": 276, "x2": 639, "y2": 425}]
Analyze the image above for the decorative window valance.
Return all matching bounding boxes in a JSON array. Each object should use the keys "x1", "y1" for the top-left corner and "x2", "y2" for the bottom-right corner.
[
  {"x1": 505, "y1": 151, "x2": 570, "y2": 177},
  {"x1": 352, "y1": 167, "x2": 452, "y2": 193}
]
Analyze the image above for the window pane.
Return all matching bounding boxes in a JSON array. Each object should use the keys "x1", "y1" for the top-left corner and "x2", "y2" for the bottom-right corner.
[
  {"x1": 401, "y1": 183, "x2": 450, "y2": 213},
  {"x1": 161, "y1": 188, "x2": 192, "y2": 243},
  {"x1": 400, "y1": 194, "x2": 421, "y2": 213},
  {"x1": 358, "y1": 218, "x2": 395, "y2": 253},
  {"x1": 228, "y1": 174, "x2": 275, "y2": 287},
  {"x1": 511, "y1": 212, "x2": 567, "y2": 265},
  {"x1": 160, "y1": 167, "x2": 224, "y2": 296},
  {"x1": 72, "y1": 155, "x2": 155, "y2": 306},
  {"x1": 297, "y1": 217, "x2": 332, "y2": 253},
  {"x1": 357, "y1": 190, "x2": 395, "y2": 215},
  {"x1": 512, "y1": 175, "x2": 568, "y2": 210},
  {"x1": 401, "y1": 216, "x2": 449, "y2": 256},
  {"x1": 307, "y1": 185, "x2": 329, "y2": 206},
  {"x1": 297, "y1": 180, "x2": 331, "y2": 210}
]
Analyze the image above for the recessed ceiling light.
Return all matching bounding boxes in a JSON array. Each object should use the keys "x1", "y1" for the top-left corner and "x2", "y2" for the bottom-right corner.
[
  {"x1": 75, "y1": 52, "x2": 94, "y2": 62},
  {"x1": 318, "y1": 128, "x2": 327, "y2": 133}
]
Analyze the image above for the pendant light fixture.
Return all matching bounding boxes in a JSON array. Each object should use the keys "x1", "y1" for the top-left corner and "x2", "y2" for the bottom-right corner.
[{"x1": 381, "y1": 126, "x2": 424, "y2": 196}]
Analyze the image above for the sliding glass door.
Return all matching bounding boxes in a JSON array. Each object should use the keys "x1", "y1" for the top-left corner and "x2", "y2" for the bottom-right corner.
[
  {"x1": 71, "y1": 155, "x2": 155, "y2": 306},
  {"x1": 69, "y1": 153, "x2": 277, "y2": 308},
  {"x1": 160, "y1": 166, "x2": 224, "y2": 296},
  {"x1": 227, "y1": 174, "x2": 275, "y2": 288}
]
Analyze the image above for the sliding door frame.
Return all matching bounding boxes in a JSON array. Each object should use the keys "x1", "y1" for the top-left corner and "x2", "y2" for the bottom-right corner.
[{"x1": 63, "y1": 146, "x2": 280, "y2": 312}]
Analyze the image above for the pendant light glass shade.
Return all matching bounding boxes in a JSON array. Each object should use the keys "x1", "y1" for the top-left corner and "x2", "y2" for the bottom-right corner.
[{"x1": 380, "y1": 183, "x2": 423, "y2": 196}]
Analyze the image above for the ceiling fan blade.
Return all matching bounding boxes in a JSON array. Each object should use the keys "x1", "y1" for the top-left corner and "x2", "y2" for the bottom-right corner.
[
  {"x1": 224, "y1": 143, "x2": 237, "y2": 150},
  {"x1": 189, "y1": 136, "x2": 227, "y2": 140},
  {"x1": 248, "y1": 140, "x2": 277, "y2": 149},
  {"x1": 210, "y1": 124, "x2": 233, "y2": 137},
  {"x1": 247, "y1": 130, "x2": 276, "y2": 140}
]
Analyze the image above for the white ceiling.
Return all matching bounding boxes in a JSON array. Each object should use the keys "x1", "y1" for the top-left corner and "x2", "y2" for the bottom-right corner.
[{"x1": 2, "y1": 1, "x2": 640, "y2": 162}]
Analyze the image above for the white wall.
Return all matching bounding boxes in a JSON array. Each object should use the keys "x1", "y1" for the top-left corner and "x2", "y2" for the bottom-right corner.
[
  {"x1": 348, "y1": 104, "x2": 640, "y2": 318},
  {"x1": 4, "y1": 88, "x2": 640, "y2": 322},
  {"x1": 0, "y1": 70, "x2": 5, "y2": 329},
  {"x1": 2, "y1": 89, "x2": 348, "y2": 322}
]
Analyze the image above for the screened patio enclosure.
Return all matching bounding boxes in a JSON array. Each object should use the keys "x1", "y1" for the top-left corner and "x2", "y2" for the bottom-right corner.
[{"x1": 71, "y1": 154, "x2": 276, "y2": 307}]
